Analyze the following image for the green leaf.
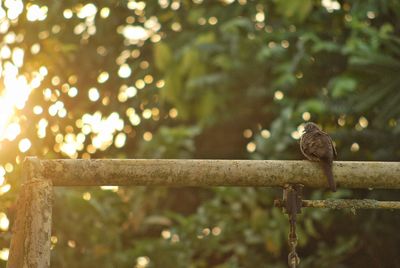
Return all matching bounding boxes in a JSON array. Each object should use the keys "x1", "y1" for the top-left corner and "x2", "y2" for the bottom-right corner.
[
  {"x1": 154, "y1": 42, "x2": 172, "y2": 72},
  {"x1": 275, "y1": 0, "x2": 313, "y2": 22},
  {"x1": 196, "y1": 90, "x2": 218, "y2": 124},
  {"x1": 329, "y1": 76, "x2": 357, "y2": 98},
  {"x1": 220, "y1": 17, "x2": 254, "y2": 33},
  {"x1": 299, "y1": 99, "x2": 326, "y2": 114}
]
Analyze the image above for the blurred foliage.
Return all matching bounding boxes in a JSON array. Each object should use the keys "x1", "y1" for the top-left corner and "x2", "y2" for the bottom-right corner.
[{"x1": 0, "y1": 0, "x2": 400, "y2": 267}]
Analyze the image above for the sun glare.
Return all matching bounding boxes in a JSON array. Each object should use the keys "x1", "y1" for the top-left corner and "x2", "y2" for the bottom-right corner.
[
  {"x1": 0, "y1": 248, "x2": 9, "y2": 261},
  {"x1": 0, "y1": 212, "x2": 9, "y2": 231},
  {"x1": 26, "y1": 4, "x2": 48, "y2": 21},
  {"x1": 0, "y1": 61, "x2": 47, "y2": 141},
  {"x1": 0, "y1": 1, "x2": 162, "y2": 163}
]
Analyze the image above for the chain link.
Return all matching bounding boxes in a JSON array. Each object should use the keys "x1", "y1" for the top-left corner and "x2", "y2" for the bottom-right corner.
[
  {"x1": 288, "y1": 215, "x2": 300, "y2": 267},
  {"x1": 280, "y1": 184, "x2": 303, "y2": 268}
]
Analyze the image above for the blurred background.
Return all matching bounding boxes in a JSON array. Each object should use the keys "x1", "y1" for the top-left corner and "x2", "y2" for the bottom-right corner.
[{"x1": 0, "y1": 0, "x2": 400, "y2": 267}]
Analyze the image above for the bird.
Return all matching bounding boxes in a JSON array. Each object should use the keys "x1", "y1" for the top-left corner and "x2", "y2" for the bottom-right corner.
[{"x1": 300, "y1": 122, "x2": 337, "y2": 191}]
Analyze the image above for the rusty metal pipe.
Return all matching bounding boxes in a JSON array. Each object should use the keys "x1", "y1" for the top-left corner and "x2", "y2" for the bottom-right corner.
[{"x1": 22, "y1": 157, "x2": 400, "y2": 189}]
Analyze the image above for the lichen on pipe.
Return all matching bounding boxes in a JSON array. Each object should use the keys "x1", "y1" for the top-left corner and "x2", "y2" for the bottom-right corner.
[
  {"x1": 302, "y1": 199, "x2": 400, "y2": 209},
  {"x1": 29, "y1": 158, "x2": 400, "y2": 189},
  {"x1": 275, "y1": 199, "x2": 400, "y2": 209},
  {"x1": 7, "y1": 178, "x2": 53, "y2": 268}
]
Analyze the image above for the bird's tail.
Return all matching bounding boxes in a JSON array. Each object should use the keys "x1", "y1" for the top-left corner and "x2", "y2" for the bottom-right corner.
[{"x1": 320, "y1": 160, "x2": 336, "y2": 192}]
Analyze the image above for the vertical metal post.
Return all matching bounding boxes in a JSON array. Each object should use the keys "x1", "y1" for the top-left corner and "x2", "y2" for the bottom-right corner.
[{"x1": 7, "y1": 158, "x2": 53, "y2": 268}]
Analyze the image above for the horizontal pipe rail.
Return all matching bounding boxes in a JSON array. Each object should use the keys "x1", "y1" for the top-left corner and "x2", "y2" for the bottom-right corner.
[
  {"x1": 274, "y1": 199, "x2": 400, "y2": 209},
  {"x1": 302, "y1": 199, "x2": 400, "y2": 209},
  {"x1": 26, "y1": 158, "x2": 400, "y2": 189}
]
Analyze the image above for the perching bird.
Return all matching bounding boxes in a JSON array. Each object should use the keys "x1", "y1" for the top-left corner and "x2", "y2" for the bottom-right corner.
[{"x1": 300, "y1": 122, "x2": 337, "y2": 191}]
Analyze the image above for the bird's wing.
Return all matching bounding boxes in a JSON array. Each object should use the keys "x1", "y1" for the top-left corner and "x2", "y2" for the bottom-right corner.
[
  {"x1": 300, "y1": 132, "x2": 320, "y2": 161},
  {"x1": 320, "y1": 130, "x2": 337, "y2": 158},
  {"x1": 304, "y1": 132, "x2": 333, "y2": 160}
]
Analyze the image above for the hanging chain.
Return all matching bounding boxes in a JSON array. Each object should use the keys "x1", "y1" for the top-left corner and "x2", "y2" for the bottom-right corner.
[
  {"x1": 276, "y1": 184, "x2": 303, "y2": 268},
  {"x1": 288, "y1": 213, "x2": 300, "y2": 267}
]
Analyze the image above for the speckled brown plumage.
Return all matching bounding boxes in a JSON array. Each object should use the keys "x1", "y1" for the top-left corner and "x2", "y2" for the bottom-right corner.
[{"x1": 300, "y1": 122, "x2": 337, "y2": 191}]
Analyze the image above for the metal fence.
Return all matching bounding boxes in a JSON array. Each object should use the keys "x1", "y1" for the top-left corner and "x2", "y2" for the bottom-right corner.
[{"x1": 6, "y1": 157, "x2": 400, "y2": 267}]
